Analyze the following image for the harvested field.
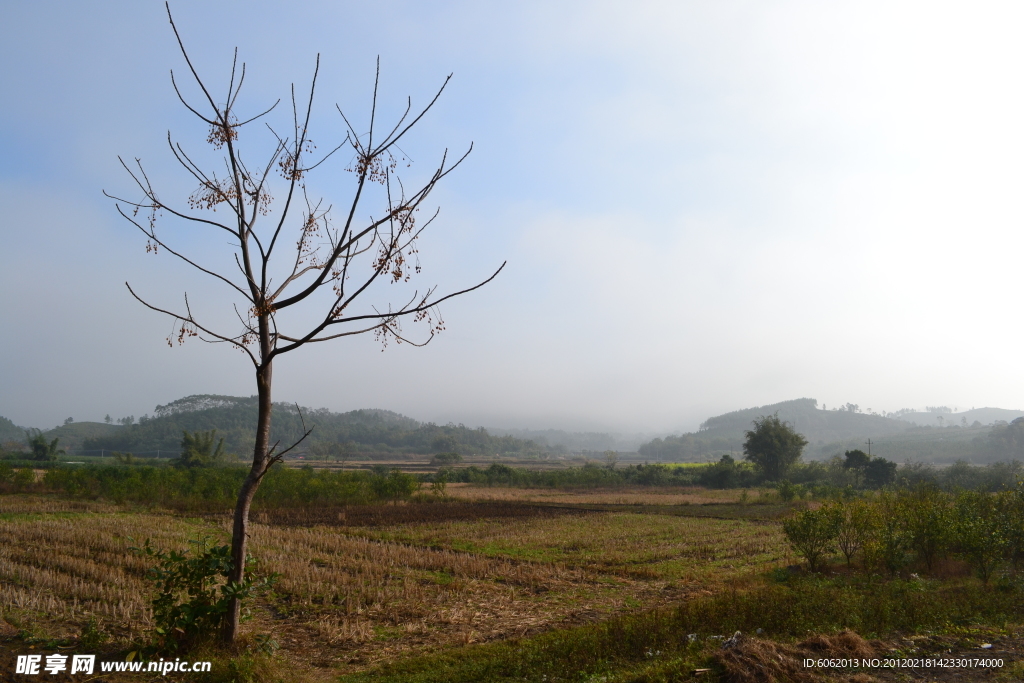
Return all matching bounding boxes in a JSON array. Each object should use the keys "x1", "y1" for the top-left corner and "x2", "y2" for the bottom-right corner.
[
  {"x1": 348, "y1": 511, "x2": 792, "y2": 582},
  {"x1": 0, "y1": 494, "x2": 794, "y2": 677},
  {"x1": 254, "y1": 500, "x2": 595, "y2": 527}
]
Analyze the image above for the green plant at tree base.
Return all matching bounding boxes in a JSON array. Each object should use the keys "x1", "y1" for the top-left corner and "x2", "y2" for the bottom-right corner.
[
  {"x1": 131, "y1": 536, "x2": 277, "y2": 651},
  {"x1": 79, "y1": 618, "x2": 110, "y2": 649}
]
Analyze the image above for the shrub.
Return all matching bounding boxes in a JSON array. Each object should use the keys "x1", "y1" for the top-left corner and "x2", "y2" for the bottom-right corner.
[
  {"x1": 863, "y1": 492, "x2": 911, "y2": 576},
  {"x1": 369, "y1": 469, "x2": 419, "y2": 505},
  {"x1": 827, "y1": 499, "x2": 871, "y2": 568},
  {"x1": 777, "y1": 480, "x2": 797, "y2": 502},
  {"x1": 13, "y1": 467, "x2": 35, "y2": 491},
  {"x1": 132, "y1": 537, "x2": 276, "y2": 651},
  {"x1": 900, "y1": 486, "x2": 952, "y2": 572},
  {"x1": 997, "y1": 483, "x2": 1024, "y2": 571},
  {"x1": 951, "y1": 490, "x2": 1005, "y2": 583},
  {"x1": 782, "y1": 507, "x2": 840, "y2": 572}
]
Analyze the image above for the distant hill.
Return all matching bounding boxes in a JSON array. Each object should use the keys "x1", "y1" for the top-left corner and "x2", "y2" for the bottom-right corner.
[
  {"x1": 78, "y1": 394, "x2": 541, "y2": 458},
  {"x1": 44, "y1": 421, "x2": 123, "y2": 451},
  {"x1": 640, "y1": 398, "x2": 1024, "y2": 464},
  {"x1": 697, "y1": 398, "x2": 911, "y2": 444},
  {"x1": 894, "y1": 407, "x2": 1024, "y2": 428},
  {"x1": 0, "y1": 415, "x2": 27, "y2": 445}
]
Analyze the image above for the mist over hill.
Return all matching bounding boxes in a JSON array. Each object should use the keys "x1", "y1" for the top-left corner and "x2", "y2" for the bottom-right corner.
[
  {"x1": 5, "y1": 394, "x2": 1024, "y2": 465},
  {"x1": 484, "y1": 428, "x2": 648, "y2": 453},
  {"x1": 893, "y1": 406, "x2": 1024, "y2": 428},
  {"x1": 0, "y1": 415, "x2": 27, "y2": 444},
  {"x1": 640, "y1": 398, "x2": 1024, "y2": 464},
  {"x1": 14, "y1": 395, "x2": 544, "y2": 459}
]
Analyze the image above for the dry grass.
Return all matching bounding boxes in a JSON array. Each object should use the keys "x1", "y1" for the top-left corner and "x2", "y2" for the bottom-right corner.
[
  {"x1": 0, "y1": 494, "x2": 793, "y2": 678},
  {"x1": 443, "y1": 484, "x2": 767, "y2": 505},
  {"x1": 349, "y1": 511, "x2": 792, "y2": 582},
  {"x1": 713, "y1": 631, "x2": 879, "y2": 683}
]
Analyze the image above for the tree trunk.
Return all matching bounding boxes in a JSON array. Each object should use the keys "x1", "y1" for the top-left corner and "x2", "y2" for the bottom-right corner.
[{"x1": 223, "y1": 360, "x2": 273, "y2": 643}]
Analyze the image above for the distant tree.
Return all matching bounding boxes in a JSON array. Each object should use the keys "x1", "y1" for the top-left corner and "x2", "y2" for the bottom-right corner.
[
  {"x1": 104, "y1": 414, "x2": 113, "y2": 424},
  {"x1": 431, "y1": 451, "x2": 462, "y2": 466},
  {"x1": 844, "y1": 449, "x2": 869, "y2": 469},
  {"x1": 863, "y1": 457, "x2": 897, "y2": 488},
  {"x1": 370, "y1": 468, "x2": 419, "y2": 504},
  {"x1": 64, "y1": 417, "x2": 74, "y2": 426},
  {"x1": 106, "y1": 6, "x2": 501, "y2": 642},
  {"x1": 174, "y1": 430, "x2": 226, "y2": 468},
  {"x1": 113, "y1": 451, "x2": 138, "y2": 465},
  {"x1": 310, "y1": 440, "x2": 353, "y2": 466},
  {"x1": 742, "y1": 413, "x2": 807, "y2": 481},
  {"x1": 841, "y1": 449, "x2": 895, "y2": 489},
  {"x1": 26, "y1": 430, "x2": 64, "y2": 462},
  {"x1": 603, "y1": 450, "x2": 619, "y2": 470}
]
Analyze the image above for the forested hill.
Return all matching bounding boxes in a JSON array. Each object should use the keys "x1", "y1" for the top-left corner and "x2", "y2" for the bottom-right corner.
[
  {"x1": 640, "y1": 398, "x2": 1024, "y2": 464},
  {"x1": 0, "y1": 415, "x2": 27, "y2": 444},
  {"x1": 77, "y1": 394, "x2": 541, "y2": 458},
  {"x1": 697, "y1": 398, "x2": 911, "y2": 443},
  {"x1": 640, "y1": 398, "x2": 913, "y2": 461}
]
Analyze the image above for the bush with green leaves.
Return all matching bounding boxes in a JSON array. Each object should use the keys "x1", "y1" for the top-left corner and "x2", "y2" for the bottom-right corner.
[
  {"x1": 782, "y1": 506, "x2": 840, "y2": 572},
  {"x1": 370, "y1": 468, "x2": 420, "y2": 505},
  {"x1": 826, "y1": 499, "x2": 872, "y2": 567},
  {"x1": 785, "y1": 481, "x2": 1024, "y2": 579},
  {"x1": 13, "y1": 467, "x2": 35, "y2": 491},
  {"x1": 132, "y1": 537, "x2": 276, "y2": 651},
  {"x1": 863, "y1": 492, "x2": 912, "y2": 575},
  {"x1": 900, "y1": 486, "x2": 952, "y2": 572},
  {"x1": 997, "y1": 485, "x2": 1024, "y2": 571},
  {"x1": 951, "y1": 490, "x2": 1005, "y2": 583}
]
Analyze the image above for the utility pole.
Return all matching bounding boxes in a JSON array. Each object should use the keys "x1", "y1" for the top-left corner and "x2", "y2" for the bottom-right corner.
[{"x1": 865, "y1": 439, "x2": 873, "y2": 456}]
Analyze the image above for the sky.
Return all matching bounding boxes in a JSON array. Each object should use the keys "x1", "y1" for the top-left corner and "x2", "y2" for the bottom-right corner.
[{"x1": 3, "y1": 1, "x2": 1024, "y2": 434}]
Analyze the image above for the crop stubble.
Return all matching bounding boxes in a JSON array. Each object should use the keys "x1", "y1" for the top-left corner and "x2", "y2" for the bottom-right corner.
[{"x1": 0, "y1": 493, "x2": 793, "y2": 675}]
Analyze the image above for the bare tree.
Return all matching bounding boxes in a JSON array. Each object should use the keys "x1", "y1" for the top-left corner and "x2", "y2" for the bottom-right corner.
[{"x1": 106, "y1": 5, "x2": 503, "y2": 642}]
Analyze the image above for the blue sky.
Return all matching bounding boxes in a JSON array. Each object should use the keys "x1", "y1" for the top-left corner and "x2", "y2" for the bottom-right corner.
[{"x1": 3, "y1": 1, "x2": 1024, "y2": 433}]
